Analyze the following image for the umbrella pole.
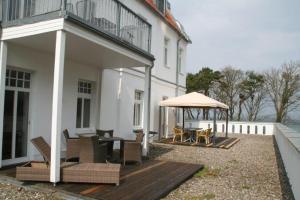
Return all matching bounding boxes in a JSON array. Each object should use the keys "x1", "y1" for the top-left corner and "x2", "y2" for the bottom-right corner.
[
  {"x1": 182, "y1": 108, "x2": 185, "y2": 129},
  {"x1": 213, "y1": 108, "x2": 217, "y2": 144},
  {"x1": 226, "y1": 109, "x2": 229, "y2": 138}
]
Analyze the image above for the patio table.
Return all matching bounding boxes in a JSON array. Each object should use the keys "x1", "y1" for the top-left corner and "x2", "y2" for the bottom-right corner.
[
  {"x1": 77, "y1": 133, "x2": 124, "y2": 161},
  {"x1": 184, "y1": 128, "x2": 203, "y2": 143}
]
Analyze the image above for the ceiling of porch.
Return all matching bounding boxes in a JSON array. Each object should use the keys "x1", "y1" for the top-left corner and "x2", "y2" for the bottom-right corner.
[{"x1": 8, "y1": 31, "x2": 150, "y2": 69}]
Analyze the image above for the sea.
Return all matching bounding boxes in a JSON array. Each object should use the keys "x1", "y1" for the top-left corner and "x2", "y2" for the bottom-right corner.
[{"x1": 287, "y1": 124, "x2": 300, "y2": 133}]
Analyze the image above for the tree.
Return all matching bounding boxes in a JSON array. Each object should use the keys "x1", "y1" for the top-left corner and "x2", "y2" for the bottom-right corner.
[
  {"x1": 264, "y1": 61, "x2": 300, "y2": 122},
  {"x1": 186, "y1": 67, "x2": 221, "y2": 95},
  {"x1": 215, "y1": 66, "x2": 244, "y2": 120},
  {"x1": 239, "y1": 71, "x2": 265, "y2": 121},
  {"x1": 186, "y1": 67, "x2": 221, "y2": 119}
]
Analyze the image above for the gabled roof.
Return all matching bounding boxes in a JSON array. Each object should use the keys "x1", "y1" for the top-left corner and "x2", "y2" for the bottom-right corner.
[
  {"x1": 160, "y1": 92, "x2": 229, "y2": 109},
  {"x1": 143, "y1": 0, "x2": 192, "y2": 43}
]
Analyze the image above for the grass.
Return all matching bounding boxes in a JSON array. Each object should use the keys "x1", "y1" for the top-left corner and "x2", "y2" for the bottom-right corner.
[
  {"x1": 194, "y1": 166, "x2": 221, "y2": 178},
  {"x1": 242, "y1": 185, "x2": 251, "y2": 190}
]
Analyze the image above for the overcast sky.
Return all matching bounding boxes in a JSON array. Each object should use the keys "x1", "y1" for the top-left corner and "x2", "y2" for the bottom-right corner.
[{"x1": 170, "y1": 0, "x2": 300, "y2": 73}]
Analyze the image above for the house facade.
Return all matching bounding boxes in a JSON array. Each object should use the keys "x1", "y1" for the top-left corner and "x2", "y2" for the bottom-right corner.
[{"x1": 0, "y1": 0, "x2": 190, "y2": 183}]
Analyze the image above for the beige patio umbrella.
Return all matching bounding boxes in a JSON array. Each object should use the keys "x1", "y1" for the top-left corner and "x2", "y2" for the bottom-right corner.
[{"x1": 159, "y1": 92, "x2": 229, "y2": 137}]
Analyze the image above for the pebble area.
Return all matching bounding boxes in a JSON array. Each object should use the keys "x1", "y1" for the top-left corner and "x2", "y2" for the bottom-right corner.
[{"x1": 150, "y1": 134, "x2": 294, "y2": 200}]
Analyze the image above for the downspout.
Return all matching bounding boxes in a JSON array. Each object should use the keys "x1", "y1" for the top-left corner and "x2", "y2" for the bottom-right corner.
[
  {"x1": 176, "y1": 38, "x2": 182, "y2": 124},
  {"x1": 175, "y1": 38, "x2": 182, "y2": 97}
]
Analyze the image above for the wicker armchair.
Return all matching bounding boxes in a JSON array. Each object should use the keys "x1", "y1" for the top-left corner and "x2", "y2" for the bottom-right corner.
[
  {"x1": 79, "y1": 136, "x2": 107, "y2": 163},
  {"x1": 195, "y1": 128, "x2": 212, "y2": 144},
  {"x1": 173, "y1": 127, "x2": 185, "y2": 142},
  {"x1": 63, "y1": 129, "x2": 80, "y2": 161},
  {"x1": 123, "y1": 132, "x2": 144, "y2": 166},
  {"x1": 96, "y1": 129, "x2": 114, "y2": 159}
]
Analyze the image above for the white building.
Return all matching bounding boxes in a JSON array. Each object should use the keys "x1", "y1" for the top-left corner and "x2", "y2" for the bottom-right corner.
[{"x1": 0, "y1": 0, "x2": 190, "y2": 183}]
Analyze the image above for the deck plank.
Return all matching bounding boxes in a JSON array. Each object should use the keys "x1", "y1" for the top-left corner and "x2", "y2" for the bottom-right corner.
[
  {"x1": 88, "y1": 161, "x2": 202, "y2": 200},
  {"x1": 1, "y1": 160, "x2": 203, "y2": 200}
]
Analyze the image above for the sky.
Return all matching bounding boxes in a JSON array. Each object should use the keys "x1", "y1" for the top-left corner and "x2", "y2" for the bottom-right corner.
[{"x1": 170, "y1": 0, "x2": 300, "y2": 73}]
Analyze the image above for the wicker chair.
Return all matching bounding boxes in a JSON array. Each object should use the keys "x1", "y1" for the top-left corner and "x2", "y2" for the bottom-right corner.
[
  {"x1": 96, "y1": 129, "x2": 114, "y2": 159},
  {"x1": 16, "y1": 137, "x2": 120, "y2": 185},
  {"x1": 63, "y1": 129, "x2": 80, "y2": 161},
  {"x1": 123, "y1": 132, "x2": 144, "y2": 166},
  {"x1": 79, "y1": 136, "x2": 107, "y2": 163},
  {"x1": 173, "y1": 127, "x2": 185, "y2": 142},
  {"x1": 16, "y1": 137, "x2": 77, "y2": 182},
  {"x1": 195, "y1": 128, "x2": 212, "y2": 144}
]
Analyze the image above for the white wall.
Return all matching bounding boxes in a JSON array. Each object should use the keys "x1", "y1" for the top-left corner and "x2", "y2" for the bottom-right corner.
[
  {"x1": 184, "y1": 120, "x2": 275, "y2": 136},
  {"x1": 275, "y1": 124, "x2": 300, "y2": 200},
  {"x1": 99, "y1": 67, "x2": 180, "y2": 141},
  {"x1": 7, "y1": 43, "x2": 99, "y2": 160},
  {"x1": 120, "y1": 0, "x2": 188, "y2": 87}
]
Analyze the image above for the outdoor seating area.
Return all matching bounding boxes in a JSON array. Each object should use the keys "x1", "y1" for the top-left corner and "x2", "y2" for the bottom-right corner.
[
  {"x1": 172, "y1": 127, "x2": 213, "y2": 144},
  {"x1": 158, "y1": 93, "x2": 241, "y2": 149},
  {"x1": 159, "y1": 136, "x2": 240, "y2": 149},
  {"x1": 15, "y1": 129, "x2": 146, "y2": 186}
]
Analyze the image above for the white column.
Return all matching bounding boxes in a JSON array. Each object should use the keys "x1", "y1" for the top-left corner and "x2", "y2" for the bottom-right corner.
[
  {"x1": 50, "y1": 30, "x2": 66, "y2": 184},
  {"x1": 95, "y1": 69, "x2": 103, "y2": 129},
  {"x1": 143, "y1": 66, "x2": 151, "y2": 156},
  {"x1": 0, "y1": 41, "x2": 8, "y2": 168}
]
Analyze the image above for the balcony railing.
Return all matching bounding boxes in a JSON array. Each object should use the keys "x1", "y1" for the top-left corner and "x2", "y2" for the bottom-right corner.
[{"x1": 1, "y1": 0, "x2": 152, "y2": 53}]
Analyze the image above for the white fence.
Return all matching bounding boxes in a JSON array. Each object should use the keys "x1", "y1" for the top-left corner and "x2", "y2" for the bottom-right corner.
[
  {"x1": 274, "y1": 124, "x2": 300, "y2": 200},
  {"x1": 185, "y1": 120, "x2": 275, "y2": 135}
]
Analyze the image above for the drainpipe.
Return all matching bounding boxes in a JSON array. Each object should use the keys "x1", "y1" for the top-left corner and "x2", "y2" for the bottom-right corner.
[
  {"x1": 175, "y1": 38, "x2": 182, "y2": 124},
  {"x1": 175, "y1": 38, "x2": 182, "y2": 97}
]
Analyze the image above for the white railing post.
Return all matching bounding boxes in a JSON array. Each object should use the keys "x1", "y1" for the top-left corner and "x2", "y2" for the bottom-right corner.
[
  {"x1": 143, "y1": 65, "x2": 152, "y2": 156},
  {"x1": 50, "y1": 30, "x2": 66, "y2": 184},
  {"x1": 0, "y1": 41, "x2": 8, "y2": 168}
]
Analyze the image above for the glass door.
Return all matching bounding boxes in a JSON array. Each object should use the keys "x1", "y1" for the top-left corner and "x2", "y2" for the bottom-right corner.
[
  {"x1": 2, "y1": 90, "x2": 30, "y2": 164},
  {"x1": 2, "y1": 69, "x2": 31, "y2": 165}
]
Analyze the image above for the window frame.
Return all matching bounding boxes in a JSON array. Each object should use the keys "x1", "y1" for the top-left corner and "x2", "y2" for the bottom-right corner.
[
  {"x1": 133, "y1": 90, "x2": 144, "y2": 129},
  {"x1": 76, "y1": 80, "x2": 93, "y2": 130}
]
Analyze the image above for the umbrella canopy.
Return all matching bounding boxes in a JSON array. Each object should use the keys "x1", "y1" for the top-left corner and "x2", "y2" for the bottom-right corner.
[{"x1": 159, "y1": 92, "x2": 229, "y2": 109}]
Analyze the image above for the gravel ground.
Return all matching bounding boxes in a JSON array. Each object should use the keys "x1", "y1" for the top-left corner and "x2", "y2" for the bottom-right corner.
[
  {"x1": 0, "y1": 183, "x2": 61, "y2": 200},
  {"x1": 0, "y1": 134, "x2": 293, "y2": 200},
  {"x1": 150, "y1": 134, "x2": 294, "y2": 200}
]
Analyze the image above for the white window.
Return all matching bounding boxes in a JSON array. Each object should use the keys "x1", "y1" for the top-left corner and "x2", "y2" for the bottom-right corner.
[
  {"x1": 155, "y1": 0, "x2": 166, "y2": 13},
  {"x1": 76, "y1": 80, "x2": 92, "y2": 129},
  {"x1": 178, "y1": 48, "x2": 183, "y2": 73},
  {"x1": 164, "y1": 37, "x2": 169, "y2": 67},
  {"x1": 6, "y1": 69, "x2": 31, "y2": 89},
  {"x1": 133, "y1": 90, "x2": 144, "y2": 128}
]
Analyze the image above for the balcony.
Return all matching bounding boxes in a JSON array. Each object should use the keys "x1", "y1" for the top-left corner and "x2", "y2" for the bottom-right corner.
[{"x1": 1, "y1": 0, "x2": 152, "y2": 54}]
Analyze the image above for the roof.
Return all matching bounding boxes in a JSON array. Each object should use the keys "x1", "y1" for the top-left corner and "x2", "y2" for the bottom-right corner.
[
  {"x1": 143, "y1": 0, "x2": 192, "y2": 43},
  {"x1": 159, "y1": 92, "x2": 229, "y2": 109}
]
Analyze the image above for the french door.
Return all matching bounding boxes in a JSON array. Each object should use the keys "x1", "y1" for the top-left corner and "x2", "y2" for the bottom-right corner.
[{"x1": 2, "y1": 69, "x2": 31, "y2": 166}]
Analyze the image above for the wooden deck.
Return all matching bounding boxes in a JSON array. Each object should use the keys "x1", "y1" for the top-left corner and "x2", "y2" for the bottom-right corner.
[
  {"x1": 159, "y1": 137, "x2": 240, "y2": 149},
  {"x1": 0, "y1": 160, "x2": 203, "y2": 200}
]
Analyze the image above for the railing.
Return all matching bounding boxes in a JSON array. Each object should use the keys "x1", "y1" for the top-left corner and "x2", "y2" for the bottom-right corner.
[
  {"x1": 185, "y1": 120, "x2": 275, "y2": 135},
  {"x1": 1, "y1": 0, "x2": 152, "y2": 53}
]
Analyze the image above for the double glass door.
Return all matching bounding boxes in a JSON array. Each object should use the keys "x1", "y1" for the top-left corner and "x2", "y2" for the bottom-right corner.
[{"x1": 2, "y1": 69, "x2": 31, "y2": 165}]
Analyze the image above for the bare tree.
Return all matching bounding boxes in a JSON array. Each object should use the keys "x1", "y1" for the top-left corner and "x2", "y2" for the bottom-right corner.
[
  {"x1": 214, "y1": 66, "x2": 244, "y2": 120},
  {"x1": 264, "y1": 61, "x2": 300, "y2": 122}
]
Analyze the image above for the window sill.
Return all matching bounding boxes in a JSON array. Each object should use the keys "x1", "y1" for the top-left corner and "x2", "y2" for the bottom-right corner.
[
  {"x1": 76, "y1": 128, "x2": 95, "y2": 134},
  {"x1": 179, "y1": 72, "x2": 185, "y2": 76},
  {"x1": 164, "y1": 65, "x2": 171, "y2": 69}
]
